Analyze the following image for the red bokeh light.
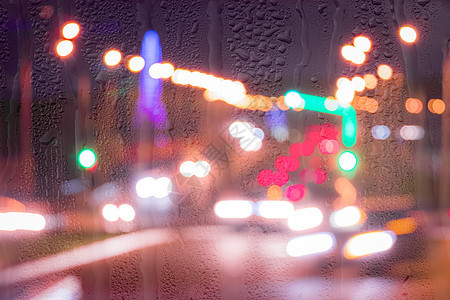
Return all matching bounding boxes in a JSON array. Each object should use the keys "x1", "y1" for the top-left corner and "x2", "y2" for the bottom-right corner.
[
  {"x1": 319, "y1": 139, "x2": 340, "y2": 155},
  {"x1": 289, "y1": 143, "x2": 302, "y2": 157},
  {"x1": 273, "y1": 171, "x2": 289, "y2": 186},
  {"x1": 257, "y1": 169, "x2": 274, "y2": 186},
  {"x1": 284, "y1": 156, "x2": 300, "y2": 172},
  {"x1": 286, "y1": 184, "x2": 306, "y2": 202},
  {"x1": 299, "y1": 169, "x2": 313, "y2": 183},
  {"x1": 275, "y1": 156, "x2": 287, "y2": 171},
  {"x1": 309, "y1": 157, "x2": 322, "y2": 169},
  {"x1": 313, "y1": 168, "x2": 327, "y2": 184},
  {"x1": 301, "y1": 141, "x2": 315, "y2": 156}
]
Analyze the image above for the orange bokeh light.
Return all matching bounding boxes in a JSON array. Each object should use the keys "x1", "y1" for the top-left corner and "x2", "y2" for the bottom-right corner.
[
  {"x1": 363, "y1": 74, "x2": 378, "y2": 90},
  {"x1": 277, "y1": 96, "x2": 290, "y2": 111},
  {"x1": 377, "y1": 64, "x2": 393, "y2": 80},
  {"x1": 267, "y1": 185, "x2": 283, "y2": 200},
  {"x1": 399, "y1": 26, "x2": 417, "y2": 44},
  {"x1": 428, "y1": 99, "x2": 445, "y2": 114},
  {"x1": 405, "y1": 98, "x2": 423, "y2": 114},
  {"x1": 56, "y1": 40, "x2": 74, "y2": 57}
]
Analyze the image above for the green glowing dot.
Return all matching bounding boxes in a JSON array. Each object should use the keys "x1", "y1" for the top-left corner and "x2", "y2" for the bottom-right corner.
[
  {"x1": 78, "y1": 149, "x2": 97, "y2": 169},
  {"x1": 338, "y1": 151, "x2": 357, "y2": 172}
]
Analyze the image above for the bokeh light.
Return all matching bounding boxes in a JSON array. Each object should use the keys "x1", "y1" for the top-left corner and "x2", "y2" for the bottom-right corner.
[
  {"x1": 330, "y1": 206, "x2": 365, "y2": 229},
  {"x1": 214, "y1": 200, "x2": 253, "y2": 219},
  {"x1": 276, "y1": 96, "x2": 290, "y2": 110},
  {"x1": 342, "y1": 45, "x2": 365, "y2": 64},
  {"x1": 267, "y1": 185, "x2": 283, "y2": 200},
  {"x1": 385, "y1": 217, "x2": 417, "y2": 235},
  {"x1": 400, "y1": 125, "x2": 425, "y2": 140},
  {"x1": 324, "y1": 97, "x2": 339, "y2": 112},
  {"x1": 0, "y1": 212, "x2": 46, "y2": 231},
  {"x1": 258, "y1": 169, "x2": 274, "y2": 186},
  {"x1": 153, "y1": 177, "x2": 172, "y2": 198},
  {"x1": 62, "y1": 22, "x2": 80, "y2": 40},
  {"x1": 313, "y1": 168, "x2": 327, "y2": 184},
  {"x1": 284, "y1": 90, "x2": 305, "y2": 109},
  {"x1": 399, "y1": 26, "x2": 417, "y2": 44},
  {"x1": 377, "y1": 64, "x2": 393, "y2": 80},
  {"x1": 338, "y1": 151, "x2": 357, "y2": 172},
  {"x1": 286, "y1": 184, "x2": 307, "y2": 202},
  {"x1": 171, "y1": 69, "x2": 191, "y2": 85},
  {"x1": 56, "y1": 40, "x2": 74, "y2": 57},
  {"x1": 371, "y1": 125, "x2": 391, "y2": 140},
  {"x1": 353, "y1": 36, "x2": 371, "y2": 53},
  {"x1": 351, "y1": 76, "x2": 365, "y2": 92},
  {"x1": 127, "y1": 56, "x2": 145, "y2": 73},
  {"x1": 118, "y1": 204, "x2": 136, "y2": 222},
  {"x1": 344, "y1": 231, "x2": 396, "y2": 259},
  {"x1": 319, "y1": 139, "x2": 340, "y2": 155},
  {"x1": 428, "y1": 98, "x2": 445, "y2": 114},
  {"x1": 135, "y1": 176, "x2": 156, "y2": 199},
  {"x1": 287, "y1": 207, "x2": 323, "y2": 231},
  {"x1": 102, "y1": 204, "x2": 120, "y2": 222},
  {"x1": 78, "y1": 149, "x2": 97, "y2": 169},
  {"x1": 334, "y1": 177, "x2": 357, "y2": 207},
  {"x1": 104, "y1": 50, "x2": 122, "y2": 67},
  {"x1": 336, "y1": 83, "x2": 355, "y2": 107},
  {"x1": 363, "y1": 74, "x2": 378, "y2": 90},
  {"x1": 180, "y1": 161, "x2": 196, "y2": 177},
  {"x1": 286, "y1": 233, "x2": 335, "y2": 257},
  {"x1": 337, "y1": 77, "x2": 350, "y2": 88},
  {"x1": 257, "y1": 201, "x2": 294, "y2": 219},
  {"x1": 273, "y1": 171, "x2": 289, "y2": 186},
  {"x1": 194, "y1": 161, "x2": 211, "y2": 178},
  {"x1": 405, "y1": 98, "x2": 423, "y2": 114}
]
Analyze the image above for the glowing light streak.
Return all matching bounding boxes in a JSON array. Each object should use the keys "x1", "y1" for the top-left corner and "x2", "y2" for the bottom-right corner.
[
  {"x1": 344, "y1": 231, "x2": 396, "y2": 259},
  {"x1": 257, "y1": 201, "x2": 294, "y2": 219},
  {"x1": 286, "y1": 232, "x2": 335, "y2": 257},
  {"x1": 0, "y1": 212, "x2": 46, "y2": 231},
  {"x1": 287, "y1": 207, "x2": 323, "y2": 231},
  {"x1": 214, "y1": 200, "x2": 254, "y2": 219}
]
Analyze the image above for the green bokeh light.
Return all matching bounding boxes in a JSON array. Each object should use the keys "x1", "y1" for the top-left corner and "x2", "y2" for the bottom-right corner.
[
  {"x1": 338, "y1": 151, "x2": 358, "y2": 172},
  {"x1": 78, "y1": 148, "x2": 97, "y2": 169}
]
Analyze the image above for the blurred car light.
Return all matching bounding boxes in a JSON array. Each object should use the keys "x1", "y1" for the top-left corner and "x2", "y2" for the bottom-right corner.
[
  {"x1": 0, "y1": 212, "x2": 46, "y2": 231},
  {"x1": 287, "y1": 207, "x2": 323, "y2": 231},
  {"x1": 286, "y1": 232, "x2": 335, "y2": 257},
  {"x1": 257, "y1": 201, "x2": 294, "y2": 219},
  {"x1": 214, "y1": 200, "x2": 254, "y2": 219},
  {"x1": 344, "y1": 231, "x2": 396, "y2": 259},
  {"x1": 330, "y1": 206, "x2": 365, "y2": 229}
]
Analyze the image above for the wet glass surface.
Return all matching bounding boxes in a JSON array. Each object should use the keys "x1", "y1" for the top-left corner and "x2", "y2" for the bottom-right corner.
[{"x1": 0, "y1": 0, "x2": 449, "y2": 299}]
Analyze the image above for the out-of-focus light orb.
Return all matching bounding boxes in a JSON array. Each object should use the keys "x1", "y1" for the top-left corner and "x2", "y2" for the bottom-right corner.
[
  {"x1": 338, "y1": 151, "x2": 357, "y2": 172},
  {"x1": 102, "y1": 204, "x2": 120, "y2": 222},
  {"x1": 363, "y1": 74, "x2": 378, "y2": 90},
  {"x1": 257, "y1": 201, "x2": 294, "y2": 219},
  {"x1": 277, "y1": 96, "x2": 290, "y2": 111},
  {"x1": 325, "y1": 97, "x2": 339, "y2": 112},
  {"x1": 286, "y1": 233, "x2": 335, "y2": 257},
  {"x1": 336, "y1": 77, "x2": 350, "y2": 88},
  {"x1": 153, "y1": 177, "x2": 172, "y2": 198},
  {"x1": 335, "y1": 84, "x2": 355, "y2": 107},
  {"x1": 344, "y1": 231, "x2": 396, "y2": 259},
  {"x1": 240, "y1": 137, "x2": 262, "y2": 152},
  {"x1": 353, "y1": 36, "x2": 371, "y2": 53},
  {"x1": 319, "y1": 139, "x2": 340, "y2": 155},
  {"x1": 194, "y1": 161, "x2": 211, "y2": 178},
  {"x1": 399, "y1": 26, "x2": 417, "y2": 44},
  {"x1": 118, "y1": 204, "x2": 136, "y2": 222},
  {"x1": 229, "y1": 121, "x2": 254, "y2": 139},
  {"x1": 127, "y1": 56, "x2": 145, "y2": 73},
  {"x1": 371, "y1": 125, "x2": 391, "y2": 140},
  {"x1": 148, "y1": 63, "x2": 163, "y2": 79},
  {"x1": 135, "y1": 176, "x2": 156, "y2": 199},
  {"x1": 214, "y1": 200, "x2": 253, "y2": 219},
  {"x1": 160, "y1": 63, "x2": 175, "y2": 79},
  {"x1": 78, "y1": 149, "x2": 97, "y2": 169},
  {"x1": 56, "y1": 40, "x2": 74, "y2": 57},
  {"x1": 180, "y1": 161, "x2": 196, "y2": 177},
  {"x1": 385, "y1": 217, "x2": 417, "y2": 235},
  {"x1": 62, "y1": 22, "x2": 80, "y2": 39},
  {"x1": 330, "y1": 206, "x2": 364, "y2": 228},
  {"x1": 171, "y1": 69, "x2": 191, "y2": 85},
  {"x1": 284, "y1": 90, "x2": 305, "y2": 109},
  {"x1": 272, "y1": 126, "x2": 289, "y2": 142},
  {"x1": 351, "y1": 76, "x2": 365, "y2": 92},
  {"x1": 287, "y1": 207, "x2": 323, "y2": 231},
  {"x1": 267, "y1": 185, "x2": 283, "y2": 200},
  {"x1": 104, "y1": 50, "x2": 122, "y2": 67},
  {"x1": 377, "y1": 64, "x2": 393, "y2": 80},
  {"x1": 400, "y1": 125, "x2": 425, "y2": 140},
  {"x1": 428, "y1": 99, "x2": 445, "y2": 114},
  {"x1": 0, "y1": 212, "x2": 46, "y2": 231},
  {"x1": 341, "y1": 45, "x2": 356, "y2": 61},
  {"x1": 351, "y1": 48, "x2": 366, "y2": 65},
  {"x1": 405, "y1": 98, "x2": 423, "y2": 114}
]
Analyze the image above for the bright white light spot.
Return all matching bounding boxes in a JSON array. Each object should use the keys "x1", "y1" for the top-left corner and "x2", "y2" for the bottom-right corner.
[
  {"x1": 56, "y1": 40, "x2": 74, "y2": 57},
  {"x1": 160, "y1": 63, "x2": 174, "y2": 79},
  {"x1": 127, "y1": 56, "x2": 145, "y2": 73},
  {"x1": 78, "y1": 149, "x2": 96, "y2": 169},
  {"x1": 400, "y1": 125, "x2": 425, "y2": 140},
  {"x1": 399, "y1": 26, "x2": 417, "y2": 44},
  {"x1": 214, "y1": 200, "x2": 254, "y2": 219},
  {"x1": 344, "y1": 231, "x2": 396, "y2": 259},
  {"x1": 149, "y1": 63, "x2": 163, "y2": 79},
  {"x1": 336, "y1": 84, "x2": 355, "y2": 107},
  {"x1": 351, "y1": 76, "x2": 365, "y2": 92},
  {"x1": 341, "y1": 45, "x2": 356, "y2": 61},
  {"x1": 350, "y1": 48, "x2": 366, "y2": 65},
  {"x1": 287, "y1": 207, "x2": 323, "y2": 231},
  {"x1": 337, "y1": 77, "x2": 351, "y2": 88},
  {"x1": 0, "y1": 212, "x2": 46, "y2": 231},
  {"x1": 102, "y1": 204, "x2": 119, "y2": 222},
  {"x1": 353, "y1": 36, "x2": 371, "y2": 52},
  {"x1": 338, "y1": 151, "x2": 357, "y2": 172},
  {"x1": 228, "y1": 121, "x2": 255, "y2": 139},
  {"x1": 253, "y1": 128, "x2": 264, "y2": 140},
  {"x1": 240, "y1": 136, "x2": 262, "y2": 151},
  {"x1": 257, "y1": 201, "x2": 294, "y2": 219},
  {"x1": 118, "y1": 204, "x2": 136, "y2": 222},
  {"x1": 194, "y1": 161, "x2": 211, "y2": 178},
  {"x1": 371, "y1": 125, "x2": 391, "y2": 140},
  {"x1": 330, "y1": 206, "x2": 363, "y2": 228},
  {"x1": 153, "y1": 177, "x2": 172, "y2": 198},
  {"x1": 62, "y1": 22, "x2": 80, "y2": 40},
  {"x1": 104, "y1": 50, "x2": 122, "y2": 67},
  {"x1": 171, "y1": 69, "x2": 191, "y2": 85},
  {"x1": 180, "y1": 161, "x2": 196, "y2": 177},
  {"x1": 284, "y1": 91, "x2": 305, "y2": 109},
  {"x1": 135, "y1": 176, "x2": 156, "y2": 199},
  {"x1": 286, "y1": 232, "x2": 335, "y2": 257}
]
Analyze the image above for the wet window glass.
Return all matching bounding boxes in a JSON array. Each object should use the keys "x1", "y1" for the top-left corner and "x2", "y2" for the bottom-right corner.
[{"x1": 1, "y1": 0, "x2": 450, "y2": 299}]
